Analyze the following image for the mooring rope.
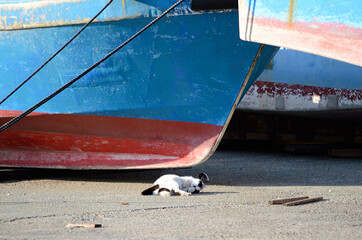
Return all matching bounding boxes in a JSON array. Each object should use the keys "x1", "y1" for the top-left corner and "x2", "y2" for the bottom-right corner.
[
  {"x1": 0, "y1": 0, "x2": 185, "y2": 133},
  {"x1": 0, "y1": 0, "x2": 114, "y2": 106}
]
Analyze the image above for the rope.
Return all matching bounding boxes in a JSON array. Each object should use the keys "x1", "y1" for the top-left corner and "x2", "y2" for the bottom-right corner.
[
  {"x1": 0, "y1": 0, "x2": 114, "y2": 106},
  {"x1": 0, "y1": 0, "x2": 185, "y2": 133}
]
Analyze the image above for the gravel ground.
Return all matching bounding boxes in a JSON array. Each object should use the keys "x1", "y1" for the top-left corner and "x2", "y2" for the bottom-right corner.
[{"x1": 0, "y1": 148, "x2": 361, "y2": 239}]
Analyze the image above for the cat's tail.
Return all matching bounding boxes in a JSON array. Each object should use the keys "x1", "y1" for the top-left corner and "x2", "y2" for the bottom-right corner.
[{"x1": 141, "y1": 184, "x2": 160, "y2": 195}]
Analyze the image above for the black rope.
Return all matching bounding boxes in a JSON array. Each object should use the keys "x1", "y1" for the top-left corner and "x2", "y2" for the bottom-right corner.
[
  {"x1": 0, "y1": 0, "x2": 185, "y2": 133},
  {"x1": 0, "y1": 0, "x2": 114, "y2": 106}
]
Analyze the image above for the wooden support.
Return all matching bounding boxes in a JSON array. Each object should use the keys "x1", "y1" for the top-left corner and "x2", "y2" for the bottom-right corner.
[
  {"x1": 268, "y1": 196, "x2": 309, "y2": 205},
  {"x1": 283, "y1": 197, "x2": 324, "y2": 206},
  {"x1": 66, "y1": 223, "x2": 102, "y2": 228},
  {"x1": 328, "y1": 149, "x2": 362, "y2": 158}
]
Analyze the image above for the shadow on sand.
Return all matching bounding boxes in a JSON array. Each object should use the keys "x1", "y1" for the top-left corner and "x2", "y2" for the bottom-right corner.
[{"x1": 1, "y1": 144, "x2": 361, "y2": 187}]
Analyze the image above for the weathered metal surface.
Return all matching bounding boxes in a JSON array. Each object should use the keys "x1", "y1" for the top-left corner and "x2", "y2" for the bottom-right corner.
[
  {"x1": 0, "y1": 4, "x2": 278, "y2": 169},
  {"x1": 0, "y1": 12, "x2": 277, "y2": 126},
  {"x1": 0, "y1": 111, "x2": 221, "y2": 169},
  {"x1": 0, "y1": 0, "x2": 191, "y2": 30},
  {"x1": 238, "y1": 49, "x2": 362, "y2": 112},
  {"x1": 238, "y1": 0, "x2": 362, "y2": 66},
  {"x1": 240, "y1": 81, "x2": 362, "y2": 112}
]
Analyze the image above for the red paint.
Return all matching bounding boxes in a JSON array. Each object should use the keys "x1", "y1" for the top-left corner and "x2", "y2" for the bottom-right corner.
[
  {"x1": 240, "y1": 17, "x2": 361, "y2": 66},
  {"x1": 0, "y1": 112, "x2": 222, "y2": 169},
  {"x1": 250, "y1": 81, "x2": 362, "y2": 102}
]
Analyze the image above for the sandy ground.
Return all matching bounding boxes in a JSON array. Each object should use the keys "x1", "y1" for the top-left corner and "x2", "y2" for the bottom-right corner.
[{"x1": 0, "y1": 148, "x2": 361, "y2": 239}]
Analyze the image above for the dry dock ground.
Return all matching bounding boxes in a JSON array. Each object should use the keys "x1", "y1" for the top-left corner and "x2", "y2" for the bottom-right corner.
[{"x1": 0, "y1": 146, "x2": 361, "y2": 239}]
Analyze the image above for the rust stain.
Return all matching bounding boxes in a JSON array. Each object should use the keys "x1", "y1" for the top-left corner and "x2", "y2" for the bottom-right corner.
[
  {"x1": 287, "y1": 0, "x2": 296, "y2": 28},
  {"x1": 122, "y1": 0, "x2": 126, "y2": 17}
]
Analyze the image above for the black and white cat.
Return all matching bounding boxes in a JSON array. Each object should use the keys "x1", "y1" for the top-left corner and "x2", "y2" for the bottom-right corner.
[{"x1": 142, "y1": 173, "x2": 209, "y2": 196}]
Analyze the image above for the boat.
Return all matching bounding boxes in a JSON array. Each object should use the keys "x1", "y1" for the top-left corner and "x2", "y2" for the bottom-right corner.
[
  {"x1": 238, "y1": 0, "x2": 361, "y2": 66},
  {"x1": 0, "y1": 0, "x2": 278, "y2": 169},
  {"x1": 239, "y1": 48, "x2": 362, "y2": 113},
  {"x1": 236, "y1": 1, "x2": 361, "y2": 144}
]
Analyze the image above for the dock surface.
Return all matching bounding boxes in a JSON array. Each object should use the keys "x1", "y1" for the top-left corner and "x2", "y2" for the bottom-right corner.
[{"x1": 1, "y1": 148, "x2": 361, "y2": 239}]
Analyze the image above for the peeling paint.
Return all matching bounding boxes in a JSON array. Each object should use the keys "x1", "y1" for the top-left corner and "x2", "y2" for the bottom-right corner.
[
  {"x1": 239, "y1": 0, "x2": 362, "y2": 66},
  {"x1": 0, "y1": 114, "x2": 221, "y2": 169},
  {"x1": 0, "y1": 10, "x2": 276, "y2": 169},
  {"x1": 0, "y1": 0, "x2": 192, "y2": 31},
  {"x1": 239, "y1": 81, "x2": 362, "y2": 112}
]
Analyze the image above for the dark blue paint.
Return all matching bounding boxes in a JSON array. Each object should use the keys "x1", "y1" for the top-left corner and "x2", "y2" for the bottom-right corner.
[{"x1": 261, "y1": 49, "x2": 362, "y2": 91}]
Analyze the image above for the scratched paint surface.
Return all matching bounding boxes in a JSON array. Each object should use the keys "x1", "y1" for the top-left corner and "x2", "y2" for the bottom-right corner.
[
  {"x1": 0, "y1": 6, "x2": 278, "y2": 168},
  {"x1": 240, "y1": 81, "x2": 362, "y2": 112},
  {"x1": 0, "y1": 12, "x2": 277, "y2": 126},
  {"x1": 238, "y1": 0, "x2": 362, "y2": 66},
  {"x1": 0, "y1": 114, "x2": 222, "y2": 169},
  {"x1": 246, "y1": 0, "x2": 361, "y2": 27},
  {"x1": 238, "y1": 49, "x2": 362, "y2": 112},
  {"x1": 0, "y1": 0, "x2": 192, "y2": 30}
]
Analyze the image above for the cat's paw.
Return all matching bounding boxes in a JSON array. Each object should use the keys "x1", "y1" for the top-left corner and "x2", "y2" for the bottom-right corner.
[
  {"x1": 181, "y1": 192, "x2": 191, "y2": 196},
  {"x1": 159, "y1": 191, "x2": 171, "y2": 197}
]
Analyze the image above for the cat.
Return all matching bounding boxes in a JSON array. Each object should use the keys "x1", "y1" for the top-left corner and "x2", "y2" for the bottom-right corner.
[{"x1": 141, "y1": 173, "x2": 209, "y2": 196}]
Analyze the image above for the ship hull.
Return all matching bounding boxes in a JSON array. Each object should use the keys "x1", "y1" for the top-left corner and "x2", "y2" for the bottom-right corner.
[{"x1": 0, "y1": 2, "x2": 278, "y2": 169}]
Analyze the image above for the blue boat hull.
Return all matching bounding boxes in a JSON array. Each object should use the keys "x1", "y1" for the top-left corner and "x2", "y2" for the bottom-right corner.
[{"x1": 0, "y1": 1, "x2": 278, "y2": 169}]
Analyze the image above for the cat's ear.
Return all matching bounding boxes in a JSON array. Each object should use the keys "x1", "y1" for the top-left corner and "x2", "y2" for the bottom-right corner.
[{"x1": 198, "y1": 173, "x2": 209, "y2": 182}]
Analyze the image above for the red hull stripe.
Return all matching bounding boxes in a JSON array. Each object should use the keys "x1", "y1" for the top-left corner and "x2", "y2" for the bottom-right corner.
[
  {"x1": 241, "y1": 17, "x2": 361, "y2": 66},
  {"x1": 0, "y1": 111, "x2": 222, "y2": 169}
]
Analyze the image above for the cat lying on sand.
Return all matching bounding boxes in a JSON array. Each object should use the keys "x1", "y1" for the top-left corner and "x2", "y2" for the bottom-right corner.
[{"x1": 142, "y1": 173, "x2": 209, "y2": 196}]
